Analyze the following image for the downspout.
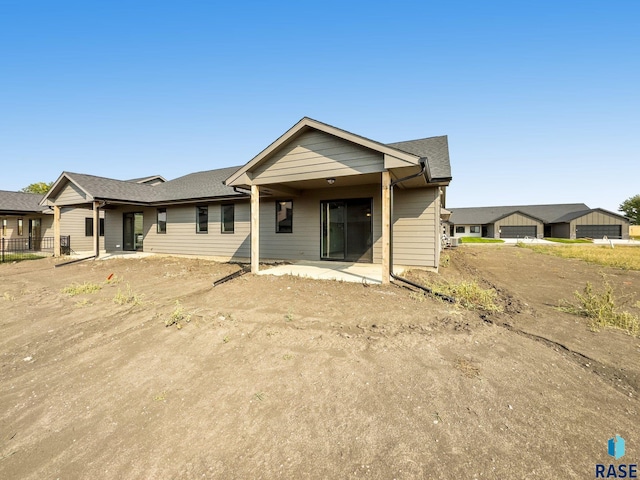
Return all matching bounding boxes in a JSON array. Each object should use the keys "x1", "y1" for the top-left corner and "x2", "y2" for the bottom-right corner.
[{"x1": 389, "y1": 158, "x2": 455, "y2": 303}]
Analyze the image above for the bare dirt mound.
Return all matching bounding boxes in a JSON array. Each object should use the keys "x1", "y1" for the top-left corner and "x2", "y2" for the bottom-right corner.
[{"x1": 1, "y1": 251, "x2": 638, "y2": 479}]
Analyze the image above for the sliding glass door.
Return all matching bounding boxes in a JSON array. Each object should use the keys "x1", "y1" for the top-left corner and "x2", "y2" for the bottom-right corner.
[{"x1": 321, "y1": 198, "x2": 372, "y2": 263}]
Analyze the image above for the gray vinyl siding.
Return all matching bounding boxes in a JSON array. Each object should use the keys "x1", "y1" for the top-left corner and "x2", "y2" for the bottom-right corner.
[
  {"x1": 144, "y1": 203, "x2": 250, "y2": 258},
  {"x1": 103, "y1": 185, "x2": 441, "y2": 268},
  {"x1": 55, "y1": 183, "x2": 90, "y2": 205},
  {"x1": 40, "y1": 216, "x2": 55, "y2": 237},
  {"x1": 105, "y1": 204, "x2": 251, "y2": 259},
  {"x1": 259, "y1": 184, "x2": 383, "y2": 263},
  {"x1": 1, "y1": 216, "x2": 21, "y2": 239},
  {"x1": 60, "y1": 207, "x2": 105, "y2": 252},
  {"x1": 486, "y1": 224, "x2": 495, "y2": 238},
  {"x1": 252, "y1": 130, "x2": 384, "y2": 185},
  {"x1": 571, "y1": 211, "x2": 629, "y2": 239},
  {"x1": 392, "y1": 187, "x2": 439, "y2": 267},
  {"x1": 494, "y1": 213, "x2": 543, "y2": 238}
]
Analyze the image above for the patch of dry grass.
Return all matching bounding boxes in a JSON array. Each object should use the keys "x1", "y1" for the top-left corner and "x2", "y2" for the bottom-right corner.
[
  {"x1": 454, "y1": 357, "x2": 481, "y2": 378},
  {"x1": 407, "y1": 272, "x2": 502, "y2": 313},
  {"x1": 519, "y1": 245, "x2": 640, "y2": 270},
  {"x1": 559, "y1": 281, "x2": 639, "y2": 337},
  {"x1": 113, "y1": 283, "x2": 144, "y2": 306},
  {"x1": 62, "y1": 282, "x2": 102, "y2": 296}
]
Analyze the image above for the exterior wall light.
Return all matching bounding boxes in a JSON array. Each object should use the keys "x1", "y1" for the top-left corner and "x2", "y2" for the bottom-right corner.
[{"x1": 326, "y1": 178, "x2": 336, "y2": 185}]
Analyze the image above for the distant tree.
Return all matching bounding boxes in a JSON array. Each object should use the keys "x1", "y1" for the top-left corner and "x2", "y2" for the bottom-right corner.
[
  {"x1": 619, "y1": 194, "x2": 640, "y2": 225},
  {"x1": 20, "y1": 181, "x2": 54, "y2": 194}
]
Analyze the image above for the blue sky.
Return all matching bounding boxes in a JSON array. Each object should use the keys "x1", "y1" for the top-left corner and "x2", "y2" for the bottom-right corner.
[{"x1": 1, "y1": 1, "x2": 638, "y2": 212}]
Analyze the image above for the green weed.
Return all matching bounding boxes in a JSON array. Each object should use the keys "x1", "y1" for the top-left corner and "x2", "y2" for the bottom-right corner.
[
  {"x1": 559, "y1": 282, "x2": 639, "y2": 336},
  {"x1": 165, "y1": 300, "x2": 191, "y2": 328},
  {"x1": 113, "y1": 283, "x2": 143, "y2": 306}
]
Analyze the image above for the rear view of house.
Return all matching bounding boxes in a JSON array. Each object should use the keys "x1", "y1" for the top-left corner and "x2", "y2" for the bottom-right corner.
[{"x1": 41, "y1": 118, "x2": 452, "y2": 282}]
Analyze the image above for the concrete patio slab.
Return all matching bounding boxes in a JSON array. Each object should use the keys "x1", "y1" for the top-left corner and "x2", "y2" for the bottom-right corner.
[{"x1": 257, "y1": 261, "x2": 402, "y2": 285}]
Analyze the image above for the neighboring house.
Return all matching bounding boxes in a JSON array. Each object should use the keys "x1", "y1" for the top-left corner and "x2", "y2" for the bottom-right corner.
[
  {"x1": 41, "y1": 117, "x2": 452, "y2": 282},
  {"x1": 0, "y1": 191, "x2": 54, "y2": 248},
  {"x1": 0, "y1": 190, "x2": 108, "y2": 254},
  {"x1": 448, "y1": 203, "x2": 630, "y2": 239},
  {"x1": 1, "y1": 176, "x2": 165, "y2": 255}
]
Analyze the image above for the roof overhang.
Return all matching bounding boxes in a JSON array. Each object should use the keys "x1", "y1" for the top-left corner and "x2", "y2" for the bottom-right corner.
[{"x1": 224, "y1": 117, "x2": 423, "y2": 188}]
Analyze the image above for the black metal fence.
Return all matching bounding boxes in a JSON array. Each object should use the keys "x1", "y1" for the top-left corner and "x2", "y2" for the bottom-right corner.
[{"x1": 0, "y1": 236, "x2": 70, "y2": 263}]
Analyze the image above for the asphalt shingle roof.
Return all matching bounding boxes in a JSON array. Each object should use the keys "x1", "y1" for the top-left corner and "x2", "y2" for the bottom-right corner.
[
  {"x1": 58, "y1": 167, "x2": 244, "y2": 205},
  {"x1": 153, "y1": 167, "x2": 242, "y2": 202},
  {"x1": 63, "y1": 173, "x2": 159, "y2": 203},
  {"x1": 387, "y1": 136, "x2": 451, "y2": 181},
  {"x1": 449, "y1": 203, "x2": 590, "y2": 225},
  {"x1": 0, "y1": 190, "x2": 48, "y2": 214}
]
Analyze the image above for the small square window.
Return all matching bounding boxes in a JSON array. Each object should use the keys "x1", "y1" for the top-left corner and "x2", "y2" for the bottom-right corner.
[
  {"x1": 455, "y1": 226, "x2": 465, "y2": 234},
  {"x1": 196, "y1": 206, "x2": 208, "y2": 233},
  {"x1": 157, "y1": 208, "x2": 167, "y2": 234},
  {"x1": 470, "y1": 226, "x2": 480, "y2": 233},
  {"x1": 221, "y1": 204, "x2": 234, "y2": 233},
  {"x1": 276, "y1": 200, "x2": 293, "y2": 233}
]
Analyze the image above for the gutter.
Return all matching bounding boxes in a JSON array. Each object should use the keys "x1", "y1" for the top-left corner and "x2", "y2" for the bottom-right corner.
[{"x1": 389, "y1": 158, "x2": 455, "y2": 303}]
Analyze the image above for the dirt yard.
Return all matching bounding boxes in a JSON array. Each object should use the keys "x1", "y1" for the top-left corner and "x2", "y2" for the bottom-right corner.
[{"x1": 1, "y1": 246, "x2": 638, "y2": 479}]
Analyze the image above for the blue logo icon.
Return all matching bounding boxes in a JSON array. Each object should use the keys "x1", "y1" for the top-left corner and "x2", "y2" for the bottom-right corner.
[{"x1": 608, "y1": 435, "x2": 626, "y2": 460}]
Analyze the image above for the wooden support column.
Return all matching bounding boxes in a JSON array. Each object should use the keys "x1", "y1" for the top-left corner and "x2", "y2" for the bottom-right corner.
[
  {"x1": 251, "y1": 185, "x2": 260, "y2": 273},
  {"x1": 93, "y1": 201, "x2": 100, "y2": 259},
  {"x1": 53, "y1": 206, "x2": 61, "y2": 257},
  {"x1": 381, "y1": 171, "x2": 391, "y2": 284}
]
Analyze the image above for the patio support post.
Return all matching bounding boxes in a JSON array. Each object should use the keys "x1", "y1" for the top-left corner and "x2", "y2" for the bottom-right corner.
[
  {"x1": 53, "y1": 205, "x2": 61, "y2": 257},
  {"x1": 93, "y1": 201, "x2": 100, "y2": 259},
  {"x1": 381, "y1": 170, "x2": 391, "y2": 284},
  {"x1": 251, "y1": 185, "x2": 260, "y2": 273}
]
